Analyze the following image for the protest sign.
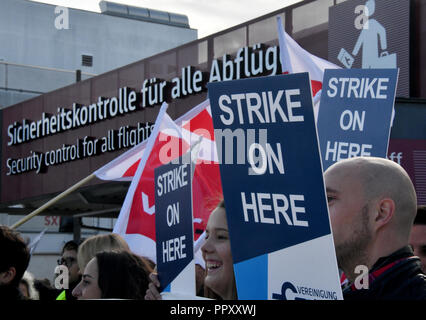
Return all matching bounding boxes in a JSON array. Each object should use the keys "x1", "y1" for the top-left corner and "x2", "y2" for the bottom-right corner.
[
  {"x1": 317, "y1": 68, "x2": 398, "y2": 170},
  {"x1": 208, "y1": 73, "x2": 342, "y2": 300},
  {"x1": 155, "y1": 152, "x2": 195, "y2": 295}
]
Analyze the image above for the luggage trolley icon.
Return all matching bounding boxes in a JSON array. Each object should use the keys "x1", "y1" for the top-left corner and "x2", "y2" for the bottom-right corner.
[{"x1": 337, "y1": 0, "x2": 397, "y2": 69}]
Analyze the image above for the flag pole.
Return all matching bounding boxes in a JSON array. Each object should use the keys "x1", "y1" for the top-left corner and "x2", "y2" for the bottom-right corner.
[{"x1": 10, "y1": 173, "x2": 96, "y2": 230}]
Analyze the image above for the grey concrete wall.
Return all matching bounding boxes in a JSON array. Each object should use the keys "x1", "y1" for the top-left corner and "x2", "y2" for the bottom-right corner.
[
  {"x1": 0, "y1": 0, "x2": 197, "y2": 74},
  {"x1": 0, "y1": 89, "x2": 39, "y2": 107}
]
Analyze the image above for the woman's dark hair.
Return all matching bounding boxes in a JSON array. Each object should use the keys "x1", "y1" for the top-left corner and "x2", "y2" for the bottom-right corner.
[
  {"x1": 96, "y1": 250, "x2": 153, "y2": 299},
  {"x1": 204, "y1": 285, "x2": 223, "y2": 300},
  {"x1": 0, "y1": 226, "x2": 30, "y2": 287},
  {"x1": 61, "y1": 240, "x2": 79, "y2": 255}
]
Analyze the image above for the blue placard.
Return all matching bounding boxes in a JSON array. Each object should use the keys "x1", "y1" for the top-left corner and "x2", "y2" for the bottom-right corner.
[
  {"x1": 208, "y1": 73, "x2": 341, "y2": 299},
  {"x1": 317, "y1": 68, "x2": 398, "y2": 170},
  {"x1": 154, "y1": 156, "x2": 194, "y2": 292}
]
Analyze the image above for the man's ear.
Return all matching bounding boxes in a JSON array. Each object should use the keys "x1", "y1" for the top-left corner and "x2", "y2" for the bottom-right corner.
[
  {"x1": 373, "y1": 198, "x2": 395, "y2": 231},
  {"x1": 0, "y1": 267, "x2": 16, "y2": 285}
]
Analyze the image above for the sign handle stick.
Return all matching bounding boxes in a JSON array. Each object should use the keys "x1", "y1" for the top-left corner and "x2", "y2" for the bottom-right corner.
[{"x1": 10, "y1": 173, "x2": 96, "y2": 230}]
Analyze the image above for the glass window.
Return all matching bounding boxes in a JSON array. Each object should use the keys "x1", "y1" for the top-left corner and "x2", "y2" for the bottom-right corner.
[
  {"x1": 248, "y1": 13, "x2": 285, "y2": 46},
  {"x1": 197, "y1": 41, "x2": 208, "y2": 67},
  {"x1": 213, "y1": 27, "x2": 246, "y2": 58},
  {"x1": 146, "y1": 52, "x2": 177, "y2": 79},
  {"x1": 293, "y1": 0, "x2": 334, "y2": 33},
  {"x1": 178, "y1": 40, "x2": 208, "y2": 70}
]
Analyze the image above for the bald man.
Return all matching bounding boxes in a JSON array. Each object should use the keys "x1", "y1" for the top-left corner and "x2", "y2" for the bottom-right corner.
[{"x1": 324, "y1": 157, "x2": 426, "y2": 300}]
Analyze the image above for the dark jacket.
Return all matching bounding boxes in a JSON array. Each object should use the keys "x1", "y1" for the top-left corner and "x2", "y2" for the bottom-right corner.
[
  {"x1": 343, "y1": 246, "x2": 426, "y2": 300},
  {"x1": 34, "y1": 279, "x2": 61, "y2": 300},
  {"x1": 0, "y1": 284, "x2": 27, "y2": 300}
]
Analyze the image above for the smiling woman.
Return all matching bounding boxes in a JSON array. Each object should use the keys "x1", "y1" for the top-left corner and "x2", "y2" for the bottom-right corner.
[
  {"x1": 201, "y1": 200, "x2": 237, "y2": 300},
  {"x1": 145, "y1": 200, "x2": 238, "y2": 300}
]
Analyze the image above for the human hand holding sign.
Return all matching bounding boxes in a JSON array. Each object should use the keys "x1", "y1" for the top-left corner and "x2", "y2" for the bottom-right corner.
[{"x1": 144, "y1": 270, "x2": 162, "y2": 300}]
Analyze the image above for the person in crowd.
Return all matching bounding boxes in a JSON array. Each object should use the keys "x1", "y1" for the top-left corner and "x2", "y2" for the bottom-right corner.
[
  {"x1": 19, "y1": 277, "x2": 30, "y2": 299},
  {"x1": 324, "y1": 156, "x2": 426, "y2": 300},
  {"x1": 72, "y1": 250, "x2": 152, "y2": 299},
  {"x1": 145, "y1": 200, "x2": 238, "y2": 300},
  {"x1": 34, "y1": 278, "x2": 61, "y2": 300},
  {"x1": 19, "y1": 271, "x2": 39, "y2": 300},
  {"x1": 56, "y1": 240, "x2": 81, "y2": 300},
  {"x1": 77, "y1": 233, "x2": 131, "y2": 272},
  {"x1": 201, "y1": 200, "x2": 237, "y2": 299},
  {"x1": 410, "y1": 205, "x2": 426, "y2": 272},
  {"x1": 0, "y1": 226, "x2": 30, "y2": 300}
]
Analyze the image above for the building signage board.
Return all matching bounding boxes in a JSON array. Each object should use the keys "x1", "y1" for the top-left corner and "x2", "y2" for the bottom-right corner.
[
  {"x1": 208, "y1": 73, "x2": 342, "y2": 300},
  {"x1": 328, "y1": 0, "x2": 409, "y2": 97},
  {"x1": 317, "y1": 68, "x2": 398, "y2": 171},
  {"x1": 1, "y1": 42, "x2": 280, "y2": 203}
]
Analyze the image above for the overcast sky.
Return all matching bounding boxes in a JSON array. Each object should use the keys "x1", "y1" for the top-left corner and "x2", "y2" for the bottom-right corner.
[{"x1": 31, "y1": 0, "x2": 302, "y2": 38}]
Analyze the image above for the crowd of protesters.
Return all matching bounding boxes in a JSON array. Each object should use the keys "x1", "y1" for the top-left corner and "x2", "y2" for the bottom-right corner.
[{"x1": 1, "y1": 157, "x2": 425, "y2": 300}]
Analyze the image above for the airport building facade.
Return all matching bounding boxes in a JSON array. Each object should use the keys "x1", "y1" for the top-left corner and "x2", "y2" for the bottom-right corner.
[{"x1": 1, "y1": 0, "x2": 425, "y2": 280}]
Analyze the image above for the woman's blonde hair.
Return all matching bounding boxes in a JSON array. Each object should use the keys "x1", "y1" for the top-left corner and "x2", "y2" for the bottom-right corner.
[{"x1": 77, "y1": 233, "x2": 130, "y2": 271}]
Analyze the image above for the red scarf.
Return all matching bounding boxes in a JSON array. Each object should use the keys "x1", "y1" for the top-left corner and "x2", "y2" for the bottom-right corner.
[{"x1": 340, "y1": 257, "x2": 410, "y2": 291}]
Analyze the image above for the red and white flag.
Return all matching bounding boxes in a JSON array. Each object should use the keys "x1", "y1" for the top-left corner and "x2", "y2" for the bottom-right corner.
[
  {"x1": 277, "y1": 16, "x2": 340, "y2": 120},
  {"x1": 95, "y1": 100, "x2": 222, "y2": 263},
  {"x1": 94, "y1": 100, "x2": 215, "y2": 181},
  {"x1": 93, "y1": 138, "x2": 148, "y2": 181},
  {"x1": 112, "y1": 103, "x2": 179, "y2": 262}
]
